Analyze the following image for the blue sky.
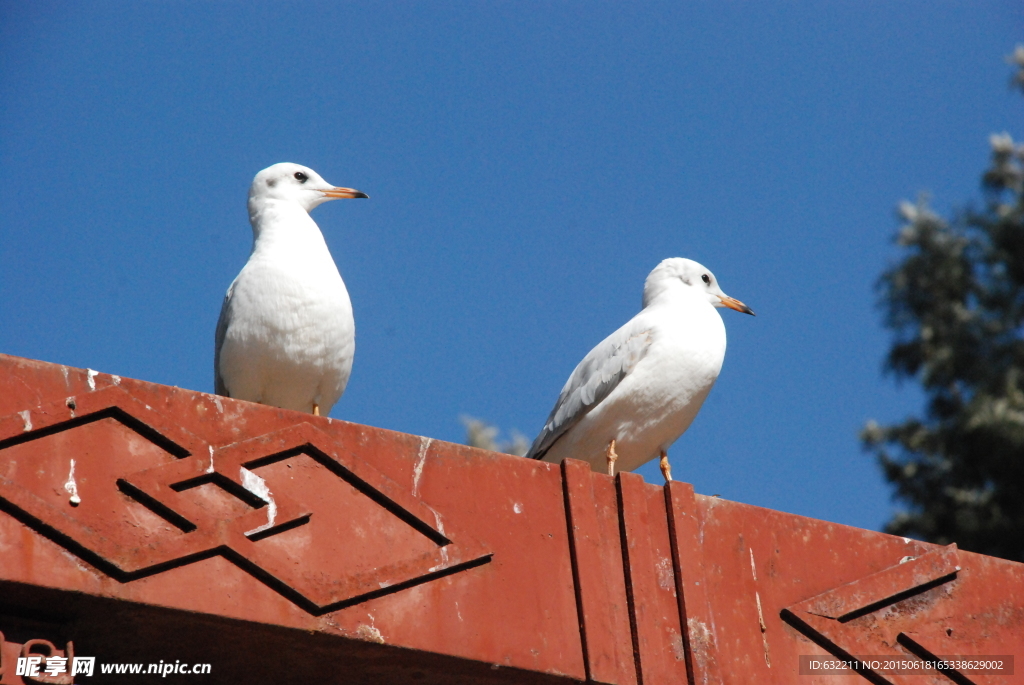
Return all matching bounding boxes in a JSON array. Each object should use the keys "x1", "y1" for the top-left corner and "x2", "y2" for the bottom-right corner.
[{"x1": 1, "y1": 2, "x2": 1021, "y2": 532}]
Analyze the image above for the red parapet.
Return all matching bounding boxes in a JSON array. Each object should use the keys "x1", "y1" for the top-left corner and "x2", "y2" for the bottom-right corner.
[{"x1": 0, "y1": 353, "x2": 1020, "y2": 684}]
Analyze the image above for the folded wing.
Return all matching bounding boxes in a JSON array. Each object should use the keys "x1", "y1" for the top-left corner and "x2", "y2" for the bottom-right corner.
[
  {"x1": 213, "y1": 282, "x2": 235, "y2": 398},
  {"x1": 526, "y1": 319, "x2": 653, "y2": 460}
]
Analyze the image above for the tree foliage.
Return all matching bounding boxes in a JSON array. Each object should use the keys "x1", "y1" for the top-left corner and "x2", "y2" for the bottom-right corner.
[
  {"x1": 461, "y1": 416, "x2": 529, "y2": 457},
  {"x1": 863, "y1": 47, "x2": 1024, "y2": 561}
]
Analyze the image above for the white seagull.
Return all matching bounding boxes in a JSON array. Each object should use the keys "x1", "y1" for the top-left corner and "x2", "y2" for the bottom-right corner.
[
  {"x1": 215, "y1": 163, "x2": 368, "y2": 416},
  {"x1": 525, "y1": 258, "x2": 753, "y2": 481}
]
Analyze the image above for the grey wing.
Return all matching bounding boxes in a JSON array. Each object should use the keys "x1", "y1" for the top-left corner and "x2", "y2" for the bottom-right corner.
[
  {"x1": 213, "y1": 282, "x2": 235, "y2": 397},
  {"x1": 525, "y1": 320, "x2": 653, "y2": 460}
]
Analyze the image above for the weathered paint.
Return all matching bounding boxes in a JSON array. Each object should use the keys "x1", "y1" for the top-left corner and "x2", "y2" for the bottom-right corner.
[{"x1": 0, "y1": 353, "x2": 1020, "y2": 685}]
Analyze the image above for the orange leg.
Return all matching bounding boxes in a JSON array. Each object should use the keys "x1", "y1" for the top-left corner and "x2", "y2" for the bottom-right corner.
[
  {"x1": 313, "y1": 403, "x2": 320, "y2": 417},
  {"x1": 606, "y1": 439, "x2": 618, "y2": 477},
  {"x1": 660, "y1": 451, "x2": 672, "y2": 483}
]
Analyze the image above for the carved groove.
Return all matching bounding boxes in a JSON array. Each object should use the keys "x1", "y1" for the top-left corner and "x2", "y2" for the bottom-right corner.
[
  {"x1": 615, "y1": 476, "x2": 645, "y2": 685},
  {"x1": 311, "y1": 555, "x2": 493, "y2": 617},
  {"x1": 0, "y1": 407, "x2": 190, "y2": 458},
  {"x1": 779, "y1": 609, "x2": 893, "y2": 685},
  {"x1": 663, "y1": 485, "x2": 698, "y2": 685},
  {"x1": 244, "y1": 514, "x2": 311, "y2": 542},
  {"x1": 274, "y1": 443, "x2": 451, "y2": 547},
  {"x1": 116, "y1": 479, "x2": 197, "y2": 533},
  {"x1": 170, "y1": 472, "x2": 269, "y2": 510},
  {"x1": 837, "y1": 572, "x2": 958, "y2": 623},
  {"x1": 896, "y1": 633, "x2": 977, "y2": 685},
  {"x1": 0, "y1": 406, "x2": 491, "y2": 616},
  {"x1": 560, "y1": 461, "x2": 592, "y2": 682}
]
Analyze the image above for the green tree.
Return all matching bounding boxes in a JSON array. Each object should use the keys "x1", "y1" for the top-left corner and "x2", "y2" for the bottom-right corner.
[{"x1": 863, "y1": 47, "x2": 1024, "y2": 562}]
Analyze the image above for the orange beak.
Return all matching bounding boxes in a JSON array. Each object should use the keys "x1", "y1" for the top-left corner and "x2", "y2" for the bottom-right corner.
[
  {"x1": 321, "y1": 187, "x2": 369, "y2": 199},
  {"x1": 718, "y1": 295, "x2": 755, "y2": 316}
]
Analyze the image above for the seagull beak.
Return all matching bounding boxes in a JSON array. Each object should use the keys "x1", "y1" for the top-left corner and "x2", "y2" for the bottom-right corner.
[
  {"x1": 718, "y1": 295, "x2": 755, "y2": 316},
  {"x1": 321, "y1": 187, "x2": 369, "y2": 199}
]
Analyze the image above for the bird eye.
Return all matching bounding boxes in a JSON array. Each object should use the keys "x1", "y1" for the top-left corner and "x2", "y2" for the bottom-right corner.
[
  {"x1": 294, "y1": 171, "x2": 308, "y2": 183},
  {"x1": 701, "y1": 274, "x2": 711, "y2": 285}
]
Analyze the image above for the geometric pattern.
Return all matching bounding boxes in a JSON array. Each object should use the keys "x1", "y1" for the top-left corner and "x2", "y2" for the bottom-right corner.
[
  {"x1": 780, "y1": 545, "x2": 1010, "y2": 685},
  {"x1": 0, "y1": 386, "x2": 491, "y2": 615}
]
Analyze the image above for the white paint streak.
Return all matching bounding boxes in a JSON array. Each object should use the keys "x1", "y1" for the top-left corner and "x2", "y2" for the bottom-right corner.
[
  {"x1": 513, "y1": 502, "x2": 523, "y2": 514},
  {"x1": 240, "y1": 468, "x2": 276, "y2": 536},
  {"x1": 60, "y1": 366, "x2": 69, "y2": 388},
  {"x1": 412, "y1": 436, "x2": 432, "y2": 497},
  {"x1": 356, "y1": 616, "x2": 385, "y2": 644},
  {"x1": 86, "y1": 369, "x2": 98, "y2": 391},
  {"x1": 750, "y1": 548, "x2": 771, "y2": 668},
  {"x1": 755, "y1": 591, "x2": 771, "y2": 667},
  {"x1": 64, "y1": 460, "x2": 81, "y2": 505},
  {"x1": 686, "y1": 618, "x2": 714, "y2": 673},
  {"x1": 207, "y1": 446, "x2": 215, "y2": 473},
  {"x1": 19, "y1": 411, "x2": 31, "y2": 432},
  {"x1": 355, "y1": 624, "x2": 384, "y2": 643},
  {"x1": 455, "y1": 601, "x2": 463, "y2": 622},
  {"x1": 213, "y1": 396, "x2": 224, "y2": 413},
  {"x1": 433, "y1": 511, "x2": 449, "y2": 566},
  {"x1": 112, "y1": 375, "x2": 121, "y2": 385},
  {"x1": 656, "y1": 557, "x2": 674, "y2": 591}
]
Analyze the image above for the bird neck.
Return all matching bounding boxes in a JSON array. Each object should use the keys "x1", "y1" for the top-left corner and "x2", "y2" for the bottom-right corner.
[
  {"x1": 248, "y1": 199, "x2": 329, "y2": 253},
  {"x1": 646, "y1": 287, "x2": 714, "y2": 314}
]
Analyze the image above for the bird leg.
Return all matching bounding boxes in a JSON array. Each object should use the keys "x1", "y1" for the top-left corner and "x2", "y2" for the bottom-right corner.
[
  {"x1": 313, "y1": 403, "x2": 320, "y2": 417},
  {"x1": 659, "y1": 450, "x2": 672, "y2": 483},
  {"x1": 606, "y1": 439, "x2": 618, "y2": 477}
]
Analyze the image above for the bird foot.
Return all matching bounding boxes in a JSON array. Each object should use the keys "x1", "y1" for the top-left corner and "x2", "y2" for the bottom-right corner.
[
  {"x1": 606, "y1": 439, "x2": 618, "y2": 477},
  {"x1": 659, "y1": 451, "x2": 672, "y2": 483},
  {"x1": 313, "y1": 404, "x2": 320, "y2": 417}
]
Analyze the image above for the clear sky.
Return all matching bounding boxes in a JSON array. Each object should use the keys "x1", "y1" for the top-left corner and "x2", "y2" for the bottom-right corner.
[{"x1": 1, "y1": 3, "x2": 1021, "y2": 533}]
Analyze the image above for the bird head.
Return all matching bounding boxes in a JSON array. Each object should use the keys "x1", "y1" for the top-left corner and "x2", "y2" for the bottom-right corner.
[
  {"x1": 248, "y1": 163, "x2": 368, "y2": 215},
  {"x1": 642, "y1": 257, "x2": 754, "y2": 315}
]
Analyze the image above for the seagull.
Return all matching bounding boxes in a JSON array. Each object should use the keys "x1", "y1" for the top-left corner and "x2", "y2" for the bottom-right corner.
[
  {"x1": 215, "y1": 163, "x2": 368, "y2": 416},
  {"x1": 525, "y1": 258, "x2": 753, "y2": 481}
]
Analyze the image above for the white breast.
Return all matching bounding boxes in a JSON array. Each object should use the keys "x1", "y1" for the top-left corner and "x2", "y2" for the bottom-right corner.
[{"x1": 217, "y1": 207, "x2": 355, "y2": 414}]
